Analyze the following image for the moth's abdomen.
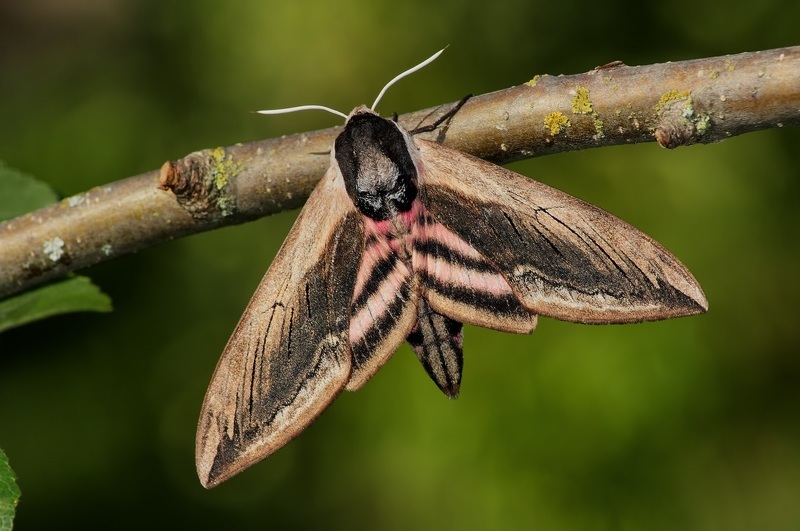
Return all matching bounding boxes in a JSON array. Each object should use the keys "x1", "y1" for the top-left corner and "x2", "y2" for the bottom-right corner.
[{"x1": 407, "y1": 300, "x2": 464, "y2": 398}]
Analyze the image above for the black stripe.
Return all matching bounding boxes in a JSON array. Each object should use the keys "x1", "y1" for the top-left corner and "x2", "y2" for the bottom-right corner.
[
  {"x1": 351, "y1": 251, "x2": 401, "y2": 312},
  {"x1": 406, "y1": 324, "x2": 423, "y2": 345},
  {"x1": 539, "y1": 208, "x2": 631, "y2": 279},
  {"x1": 421, "y1": 273, "x2": 527, "y2": 318},
  {"x1": 351, "y1": 279, "x2": 413, "y2": 367},
  {"x1": 413, "y1": 239, "x2": 497, "y2": 275},
  {"x1": 364, "y1": 232, "x2": 380, "y2": 247}
]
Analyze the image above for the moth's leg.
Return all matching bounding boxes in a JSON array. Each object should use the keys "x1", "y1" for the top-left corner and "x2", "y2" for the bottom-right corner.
[{"x1": 409, "y1": 94, "x2": 472, "y2": 135}]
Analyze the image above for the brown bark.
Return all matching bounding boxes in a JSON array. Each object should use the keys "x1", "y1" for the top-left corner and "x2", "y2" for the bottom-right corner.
[{"x1": 1, "y1": 46, "x2": 798, "y2": 298}]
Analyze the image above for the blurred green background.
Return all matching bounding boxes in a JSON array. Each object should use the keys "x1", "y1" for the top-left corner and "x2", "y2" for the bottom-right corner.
[{"x1": 1, "y1": 1, "x2": 799, "y2": 529}]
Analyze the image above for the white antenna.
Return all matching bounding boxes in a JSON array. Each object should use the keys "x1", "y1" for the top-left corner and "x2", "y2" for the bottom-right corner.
[
  {"x1": 371, "y1": 48, "x2": 445, "y2": 111},
  {"x1": 256, "y1": 48, "x2": 446, "y2": 120},
  {"x1": 257, "y1": 104, "x2": 347, "y2": 120}
]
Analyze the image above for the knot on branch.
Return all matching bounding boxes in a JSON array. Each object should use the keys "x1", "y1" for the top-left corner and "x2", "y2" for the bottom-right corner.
[
  {"x1": 158, "y1": 147, "x2": 242, "y2": 221},
  {"x1": 653, "y1": 89, "x2": 712, "y2": 149}
]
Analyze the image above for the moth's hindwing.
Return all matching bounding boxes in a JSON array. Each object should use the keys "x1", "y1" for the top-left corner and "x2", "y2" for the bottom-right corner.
[
  {"x1": 346, "y1": 219, "x2": 419, "y2": 391},
  {"x1": 412, "y1": 206, "x2": 537, "y2": 333},
  {"x1": 196, "y1": 167, "x2": 363, "y2": 489},
  {"x1": 415, "y1": 139, "x2": 708, "y2": 323}
]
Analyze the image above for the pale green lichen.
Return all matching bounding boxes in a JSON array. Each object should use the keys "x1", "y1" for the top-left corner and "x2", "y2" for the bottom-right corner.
[
  {"x1": 209, "y1": 147, "x2": 242, "y2": 190},
  {"x1": 695, "y1": 114, "x2": 711, "y2": 135},
  {"x1": 43, "y1": 237, "x2": 65, "y2": 261},
  {"x1": 208, "y1": 147, "x2": 242, "y2": 217},
  {"x1": 544, "y1": 112, "x2": 571, "y2": 135},
  {"x1": 654, "y1": 89, "x2": 711, "y2": 138},
  {"x1": 67, "y1": 195, "x2": 86, "y2": 208},
  {"x1": 593, "y1": 117, "x2": 605, "y2": 139}
]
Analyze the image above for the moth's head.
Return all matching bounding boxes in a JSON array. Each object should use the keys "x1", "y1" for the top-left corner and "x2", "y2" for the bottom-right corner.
[{"x1": 334, "y1": 109, "x2": 418, "y2": 220}]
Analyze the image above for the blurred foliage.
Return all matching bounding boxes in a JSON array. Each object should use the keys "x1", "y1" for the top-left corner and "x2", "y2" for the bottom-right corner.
[
  {"x1": 0, "y1": 0, "x2": 799, "y2": 530},
  {"x1": 0, "y1": 275, "x2": 112, "y2": 334},
  {"x1": 0, "y1": 448, "x2": 19, "y2": 531},
  {"x1": 0, "y1": 162, "x2": 57, "y2": 220}
]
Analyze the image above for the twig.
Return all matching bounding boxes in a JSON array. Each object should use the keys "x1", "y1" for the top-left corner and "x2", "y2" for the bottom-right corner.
[{"x1": 1, "y1": 46, "x2": 798, "y2": 299}]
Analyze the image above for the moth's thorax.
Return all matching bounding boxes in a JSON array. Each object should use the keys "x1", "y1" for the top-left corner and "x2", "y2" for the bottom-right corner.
[
  {"x1": 368, "y1": 204, "x2": 420, "y2": 262},
  {"x1": 334, "y1": 110, "x2": 418, "y2": 221}
]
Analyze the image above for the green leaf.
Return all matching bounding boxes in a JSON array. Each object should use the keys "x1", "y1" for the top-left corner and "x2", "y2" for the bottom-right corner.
[
  {"x1": 0, "y1": 276, "x2": 112, "y2": 333},
  {"x1": 0, "y1": 448, "x2": 20, "y2": 531},
  {"x1": 0, "y1": 161, "x2": 58, "y2": 221}
]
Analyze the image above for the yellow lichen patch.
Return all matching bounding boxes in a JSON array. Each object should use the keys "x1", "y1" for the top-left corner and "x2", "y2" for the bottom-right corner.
[
  {"x1": 709, "y1": 70, "x2": 719, "y2": 79},
  {"x1": 653, "y1": 89, "x2": 692, "y2": 114},
  {"x1": 571, "y1": 86, "x2": 593, "y2": 114},
  {"x1": 544, "y1": 112, "x2": 571, "y2": 135},
  {"x1": 569, "y1": 86, "x2": 604, "y2": 139},
  {"x1": 525, "y1": 74, "x2": 548, "y2": 86}
]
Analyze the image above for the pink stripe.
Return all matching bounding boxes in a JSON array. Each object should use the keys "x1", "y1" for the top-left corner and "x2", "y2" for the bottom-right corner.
[
  {"x1": 418, "y1": 218, "x2": 484, "y2": 261},
  {"x1": 422, "y1": 254, "x2": 514, "y2": 297},
  {"x1": 352, "y1": 236, "x2": 392, "y2": 301}
]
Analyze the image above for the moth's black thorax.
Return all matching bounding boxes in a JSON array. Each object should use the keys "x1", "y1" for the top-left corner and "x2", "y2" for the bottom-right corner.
[{"x1": 335, "y1": 112, "x2": 418, "y2": 221}]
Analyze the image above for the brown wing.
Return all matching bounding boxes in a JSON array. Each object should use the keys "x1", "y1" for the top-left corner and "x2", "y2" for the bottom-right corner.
[
  {"x1": 196, "y1": 167, "x2": 363, "y2": 488},
  {"x1": 414, "y1": 139, "x2": 707, "y2": 324}
]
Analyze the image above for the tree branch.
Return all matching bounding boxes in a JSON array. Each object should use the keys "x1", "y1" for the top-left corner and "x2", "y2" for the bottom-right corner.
[{"x1": 1, "y1": 46, "x2": 798, "y2": 299}]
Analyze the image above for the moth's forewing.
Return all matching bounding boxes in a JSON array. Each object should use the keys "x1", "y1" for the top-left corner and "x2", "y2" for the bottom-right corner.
[
  {"x1": 196, "y1": 168, "x2": 363, "y2": 488},
  {"x1": 414, "y1": 139, "x2": 707, "y2": 324}
]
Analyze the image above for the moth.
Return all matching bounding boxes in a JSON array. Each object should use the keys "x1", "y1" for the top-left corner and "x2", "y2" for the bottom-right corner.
[{"x1": 196, "y1": 50, "x2": 707, "y2": 488}]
